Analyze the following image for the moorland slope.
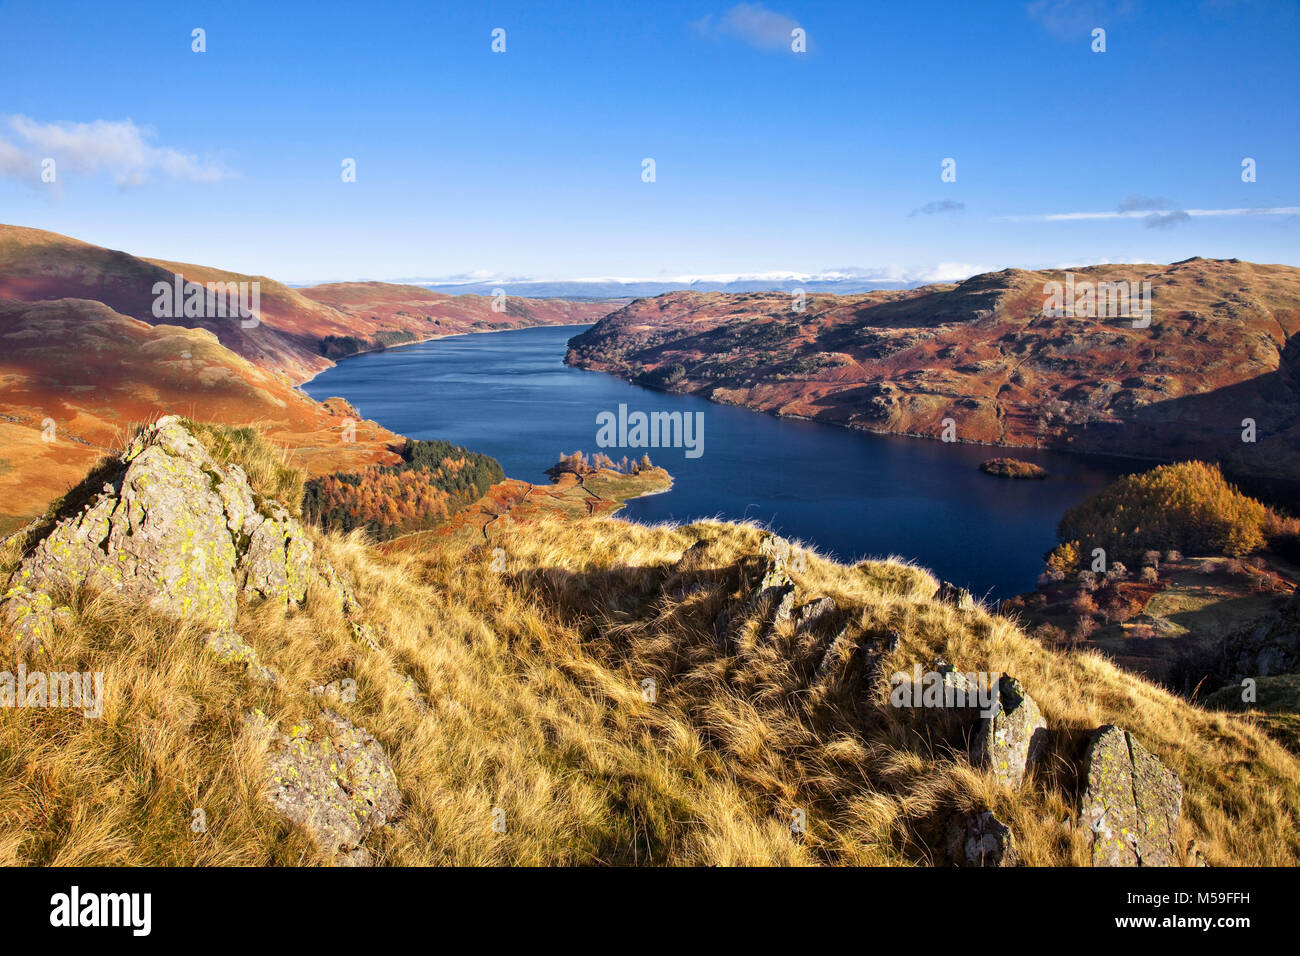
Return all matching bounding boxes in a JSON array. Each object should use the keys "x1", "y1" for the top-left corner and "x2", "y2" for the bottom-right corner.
[{"x1": 566, "y1": 259, "x2": 1300, "y2": 486}]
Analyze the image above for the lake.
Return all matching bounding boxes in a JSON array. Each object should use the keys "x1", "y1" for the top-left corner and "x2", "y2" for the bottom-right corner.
[{"x1": 303, "y1": 324, "x2": 1135, "y2": 599}]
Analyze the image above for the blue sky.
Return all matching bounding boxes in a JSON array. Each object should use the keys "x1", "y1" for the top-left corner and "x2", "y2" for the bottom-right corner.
[{"x1": 1, "y1": 0, "x2": 1297, "y2": 283}]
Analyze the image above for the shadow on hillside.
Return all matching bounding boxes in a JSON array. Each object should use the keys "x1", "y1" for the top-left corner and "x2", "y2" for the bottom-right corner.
[{"x1": 502, "y1": 551, "x2": 1105, "y2": 866}]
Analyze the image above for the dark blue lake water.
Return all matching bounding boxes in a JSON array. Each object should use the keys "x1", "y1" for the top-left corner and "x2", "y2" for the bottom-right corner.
[{"x1": 303, "y1": 324, "x2": 1136, "y2": 600}]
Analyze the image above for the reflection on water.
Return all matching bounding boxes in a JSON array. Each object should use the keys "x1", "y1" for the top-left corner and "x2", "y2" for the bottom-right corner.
[{"x1": 304, "y1": 325, "x2": 1135, "y2": 599}]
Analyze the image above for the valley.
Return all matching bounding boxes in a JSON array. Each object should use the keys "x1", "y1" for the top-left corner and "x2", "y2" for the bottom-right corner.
[{"x1": 0, "y1": 224, "x2": 619, "y2": 533}]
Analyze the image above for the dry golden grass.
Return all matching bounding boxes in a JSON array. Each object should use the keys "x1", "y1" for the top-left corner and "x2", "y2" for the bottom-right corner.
[
  {"x1": 181, "y1": 418, "x2": 306, "y2": 516},
  {"x1": 1, "y1": 466, "x2": 1297, "y2": 865}
]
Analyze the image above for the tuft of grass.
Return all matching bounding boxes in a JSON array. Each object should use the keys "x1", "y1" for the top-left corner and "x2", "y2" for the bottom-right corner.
[{"x1": 181, "y1": 419, "x2": 305, "y2": 516}]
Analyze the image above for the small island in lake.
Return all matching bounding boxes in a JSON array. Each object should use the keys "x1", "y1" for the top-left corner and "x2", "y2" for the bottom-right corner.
[{"x1": 980, "y1": 457, "x2": 1050, "y2": 480}]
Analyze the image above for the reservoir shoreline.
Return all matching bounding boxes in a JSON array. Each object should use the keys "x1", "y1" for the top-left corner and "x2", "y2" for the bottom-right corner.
[{"x1": 303, "y1": 325, "x2": 1137, "y2": 599}]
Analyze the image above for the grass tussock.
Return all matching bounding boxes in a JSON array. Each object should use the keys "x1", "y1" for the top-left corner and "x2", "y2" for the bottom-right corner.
[
  {"x1": 1, "y1": 435, "x2": 1298, "y2": 865},
  {"x1": 182, "y1": 418, "x2": 305, "y2": 516}
]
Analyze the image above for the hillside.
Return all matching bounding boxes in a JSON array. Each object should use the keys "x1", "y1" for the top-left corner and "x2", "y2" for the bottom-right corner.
[
  {"x1": 0, "y1": 297, "x2": 404, "y2": 535},
  {"x1": 299, "y1": 281, "x2": 612, "y2": 356},
  {"x1": 0, "y1": 417, "x2": 1295, "y2": 866},
  {"x1": 0, "y1": 224, "x2": 616, "y2": 384},
  {"x1": 565, "y1": 259, "x2": 1300, "y2": 486},
  {"x1": 0, "y1": 224, "x2": 619, "y2": 532}
]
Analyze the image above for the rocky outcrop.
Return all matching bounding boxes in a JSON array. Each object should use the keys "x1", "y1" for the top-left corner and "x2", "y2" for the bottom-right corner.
[
  {"x1": 0, "y1": 416, "x2": 313, "y2": 651},
  {"x1": 934, "y1": 581, "x2": 975, "y2": 610},
  {"x1": 815, "y1": 626, "x2": 899, "y2": 693},
  {"x1": 795, "y1": 596, "x2": 837, "y2": 635},
  {"x1": 250, "y1": 709, "x2": 402, "y2": 865},
  {"x1": 750, "y1": 534, "x2": 797, "y2": 625},
  {"x1": 710, "y1": 533, "x2": 801, "y2": 652},
  {"x1": 0, "y1": 418, "x2": 407, "y2": 860},
  {"x1": 972, "y1": 675, "x2": 1048, "y2": 788},
  {"x1": 1079, "y1": 725, "x2": 1183, "y2": 867},
  {"x1": 942, "y1": 810, "x2": 1018, "y2": 867}
]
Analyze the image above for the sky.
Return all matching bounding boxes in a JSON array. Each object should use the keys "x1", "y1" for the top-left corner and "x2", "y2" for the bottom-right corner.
[{"x1": 0, "y1": 0, "x2": 1297, "y2": 284}]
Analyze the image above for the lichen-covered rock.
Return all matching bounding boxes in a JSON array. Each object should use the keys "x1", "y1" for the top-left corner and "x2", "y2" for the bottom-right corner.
[
  {"x1": 814, "y1": 626, "x2": 853, "y2": 677},
  {"x1": 971, "y1": 675, "x2": 1048, "y2": 788},
  {"x1": 933, "y1": 659, "x2": 982, "y2": 703},
  {"x1": 206, "y1": 629, "x2": 278, "y2": 685},
  {"x1": 310, "y1": 678, "x2": 356, "y2": 702},
  {"x1": 768, "y1": 586, "x2": 796, "y2": 625},
  {"x1": 260, "y1": 709, "x2": 402, "y2": 864},
  {"x1": 942, "y1": 810, "x2": 1017, "y2": 866},
  {"x1": 350, "y1": 619, "x2": 382, "y2": 651},
  {"x1": 239, "y1": 500, "x2": 313, "y2": 606},
  {"x1": 395, "y1": 673, "x2": 430, "y2": 712},
  {"x1": 1080, "y1": 725, "x2": 1183, "y2": 867},
  {"x1": 750, "y1": 534, "x2": 796, "y2": 624},
  {"x1": 802, "y1": 598, "x2": 853, "y2": 685},
  {"x1": 0, "y1": 585, "x2": 58, "y2": 655},
  {"x1": 0, "y1": 416, "x2": 314, "y2": 646},
  {"x1": 713, "y1": 534, "x2": 803, "y2": 653}
]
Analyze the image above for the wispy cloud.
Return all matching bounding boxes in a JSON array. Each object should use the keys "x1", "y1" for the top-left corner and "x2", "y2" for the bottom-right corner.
[
  {"x1": 0, "y1": 138, "x2": 29, "y2": 179},
  {"x1": 909, "y1": 200, "x2": 965, "y2": 217},
  {"x1": 1114, "y1": 196, "x2": 1190, "y2": 228},
  {"x1": 997, "y1": 205, "x2": 1300, "y2": 224},
  {"x1": 0, "y1": 115, "x2": 231, "y2": 186},
  {"x1": 1116, "y1": 195, "x2": 1174, "y2": 212},
  {"x1": 694, "y1": 3, "x2": 803, "y2": 51},
  {"x1": 1026, "y1": 0, "x2": 1137, "y2": 40}
]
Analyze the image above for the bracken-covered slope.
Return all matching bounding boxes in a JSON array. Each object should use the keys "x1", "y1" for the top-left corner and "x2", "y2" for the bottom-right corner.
[
  {"x1": 566, "y1": 259, "x2": 1300, "y2": 485},
  {"x1": 0, "y1": 297, "x2": 403, "y2": 534},
  {"x1": 299, "y1": 281, "x2": 616, "y2": 357},
  {"x1": 0, "y1": 224, "x2": 617, "y2": 384},
  {"x1": 0, "y1": 223, "x2": 620, "y2": 532}
]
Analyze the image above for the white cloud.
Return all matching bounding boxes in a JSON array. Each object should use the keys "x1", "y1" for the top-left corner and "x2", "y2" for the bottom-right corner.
[
  {"x1": 396, "y1": 264, "x2": 988, "y2": 288},
  {"x1": 0, "y1": 115, "x2": 230, "y2": 186},
  {"x1": 694, "y1": 3, "x2": 802, "y2": 51},
  {"x1": 909, "y1": 200, "x2": 966, "y2": 217},
  {"x1": 996, "y1": 206, "x2": 1300, "y2": 223},
  {"x1": 913, "y1": 262, "x2": 979, "y2": 282},
  {"x1": 1049, "y1": 256, "x2": 1136, "y2": 268},
  {"x1": 0, "y1": 137, "x2": 29, "y2": 178}
]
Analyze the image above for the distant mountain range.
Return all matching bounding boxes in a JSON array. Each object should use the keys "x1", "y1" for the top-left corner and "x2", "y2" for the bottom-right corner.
[{"x1": 313, "y1": 274, "x2": 937, "y2": 299}]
